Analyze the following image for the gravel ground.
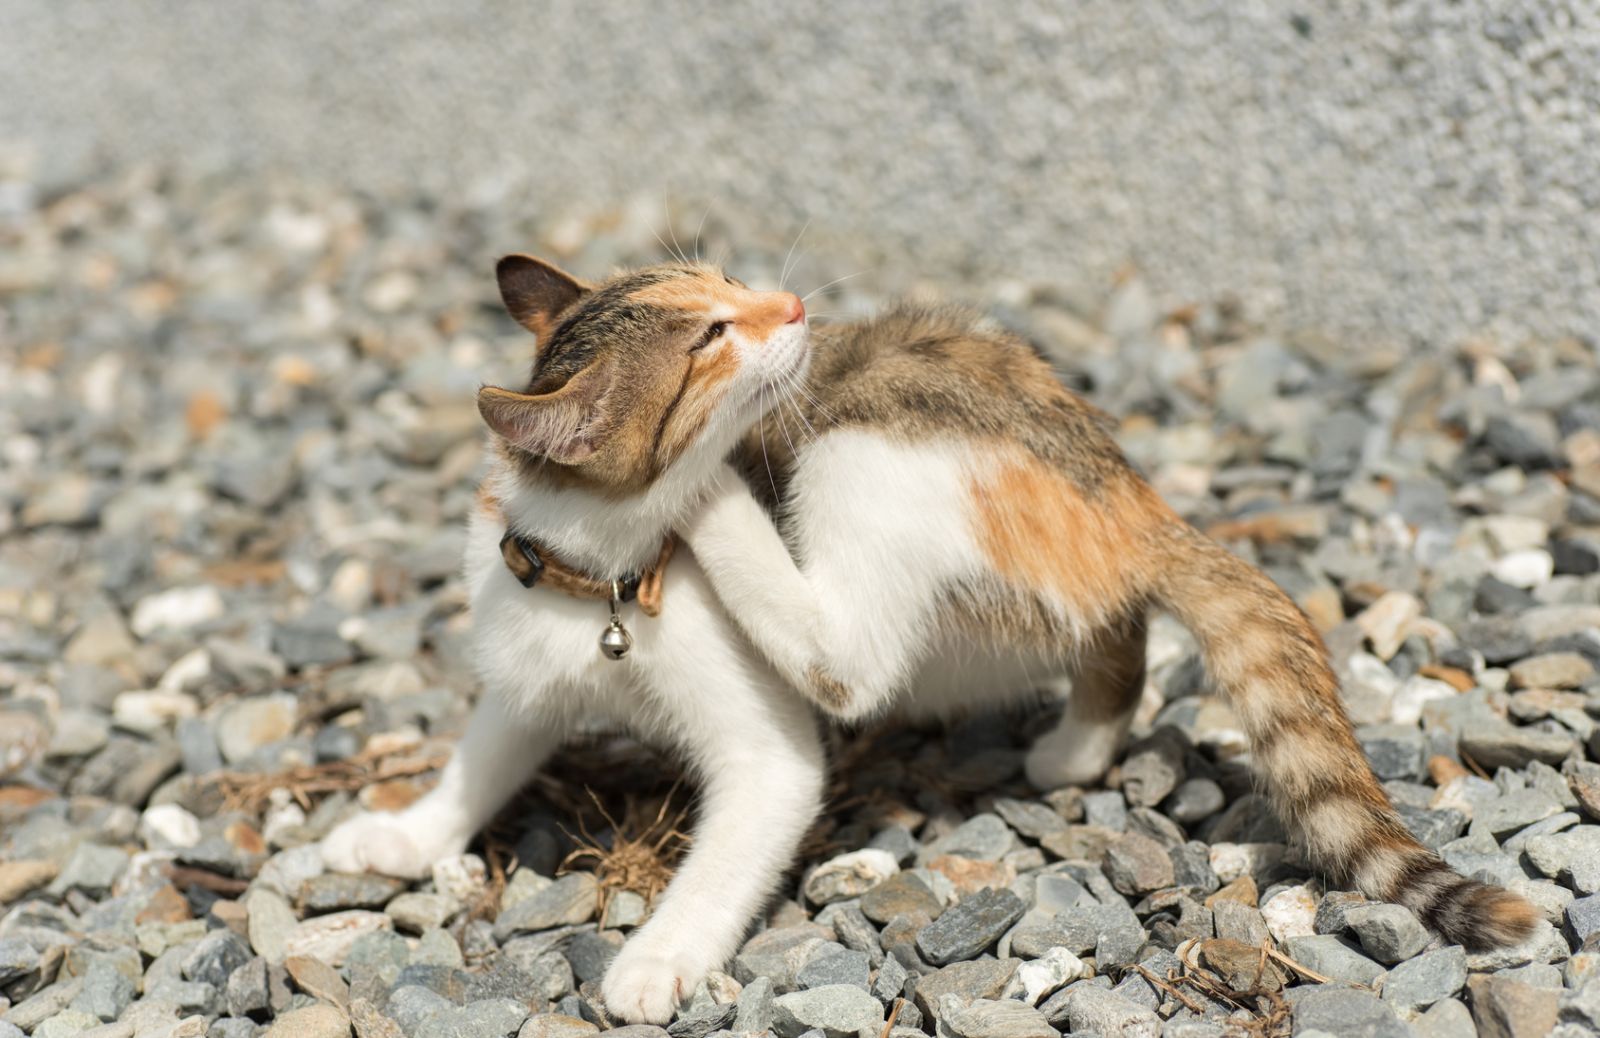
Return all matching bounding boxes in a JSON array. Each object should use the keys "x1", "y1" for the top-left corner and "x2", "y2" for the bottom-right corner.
[{"x1": 2, "y1": 166, "x2": 1599, "y2": 1038}]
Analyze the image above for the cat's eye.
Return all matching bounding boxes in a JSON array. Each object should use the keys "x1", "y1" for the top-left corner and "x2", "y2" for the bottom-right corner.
[{"x1": 692, "y1": 321, "x2": 728, "y2": 352}]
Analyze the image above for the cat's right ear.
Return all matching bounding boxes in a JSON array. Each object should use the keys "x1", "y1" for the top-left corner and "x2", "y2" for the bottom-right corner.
[{"x1": 496, "y1": 254, "x2": 590, "y2": 339}]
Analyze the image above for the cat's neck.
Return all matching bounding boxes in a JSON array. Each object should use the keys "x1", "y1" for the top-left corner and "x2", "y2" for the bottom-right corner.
[{"x1": 487, "y1": 454, "x2": 714, "y2": 579}]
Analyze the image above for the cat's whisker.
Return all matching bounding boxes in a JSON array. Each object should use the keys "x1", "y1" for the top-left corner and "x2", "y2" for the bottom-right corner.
[
  {"x1": 756, "y1": 385, "x2": 779, "y2": 502},
  {"x1": 692, "y1": 202, "x2": 715, "y2": 263},
  {"x1": 664, "y1": 199, "x2": 690, "y2": 265},
  {"x1": 781, "y1": 367, "x2": 841, "y2": 425},
  {"x1": 779, "y1": 220, "x2": 810, "y2": 292},
  {"x1": 770, "y1": 386, "x2": 802, "y2": 459},
  {"x1": 800, "y1": 272, "x2": 864, "y2": 304},
  {"x1": 776, "y1": 370, "x2": 822, "y2": 443}
]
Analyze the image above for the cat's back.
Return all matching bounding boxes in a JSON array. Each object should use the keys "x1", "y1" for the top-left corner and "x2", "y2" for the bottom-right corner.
[{"x1": 793, "y1": 302, "x2": 1126, "y2": 484}]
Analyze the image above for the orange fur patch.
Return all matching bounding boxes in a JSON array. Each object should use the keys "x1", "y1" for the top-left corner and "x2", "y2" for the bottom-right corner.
[
  {"x1": 628, "y1": 273, "x2": 798, "y2": 340},
  {"x1": 476, "y1": 483, "x2": 504, "y2": 522},
  {"x1": 655, "y1": 343, "x2": 746, "y2": 466},
  {"x1": 967, "y1": 448, "x2": 1166, "y2": 621}
]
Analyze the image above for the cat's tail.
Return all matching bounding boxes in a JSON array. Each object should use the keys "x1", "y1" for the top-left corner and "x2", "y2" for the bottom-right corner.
[{"x1": 1147, "y1": 521, "x2": 1539, "y2": 950}]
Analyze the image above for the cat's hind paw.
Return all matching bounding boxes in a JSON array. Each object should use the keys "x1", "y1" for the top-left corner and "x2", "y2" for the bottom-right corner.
[{"x1": 319, "y1": 811, "x2": 441, "y2": 879}]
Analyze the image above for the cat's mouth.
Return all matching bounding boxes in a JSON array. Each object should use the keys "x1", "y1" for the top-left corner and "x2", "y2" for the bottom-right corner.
[{"x1": 755, "y1": 325, "x2": 812, "y2": 398}]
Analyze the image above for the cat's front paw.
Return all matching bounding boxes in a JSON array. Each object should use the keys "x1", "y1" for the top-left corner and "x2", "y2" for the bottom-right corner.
[
  {"x1": 602, "y1": 941, "x2": 701, "y2": 1024},
  {"x1": 320, "y1": 811, "x2": 445, "y2": 879}
]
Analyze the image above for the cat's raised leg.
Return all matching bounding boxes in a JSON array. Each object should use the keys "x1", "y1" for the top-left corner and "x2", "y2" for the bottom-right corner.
[
  {"x1": 602, "y1": 671, "x2": 825, "y2": 1024},
  {"x1": 1025, "y1": 615, "x2": 1148, "y2": 790},
  {"x1": 321, "y1": 693, "x2": 562, "y2": 877}
]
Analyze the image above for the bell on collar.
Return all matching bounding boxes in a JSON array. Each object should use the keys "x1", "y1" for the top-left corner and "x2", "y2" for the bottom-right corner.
[
  {"x1": 599, "y1": 579, "x2": 632, "y2": 661},
  {"x1": 600, "y1": 617, "x2": 633, "y2": 660}
]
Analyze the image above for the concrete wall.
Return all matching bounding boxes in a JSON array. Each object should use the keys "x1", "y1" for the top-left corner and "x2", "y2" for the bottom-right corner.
[{"x1": 5, "y1": 1, "x2": 1598, "y2": 345}]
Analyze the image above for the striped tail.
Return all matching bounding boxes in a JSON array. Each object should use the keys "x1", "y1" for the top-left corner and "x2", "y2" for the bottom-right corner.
[{"x1": 1151, "y1": 524, "x2": 1539, "y2": 950}]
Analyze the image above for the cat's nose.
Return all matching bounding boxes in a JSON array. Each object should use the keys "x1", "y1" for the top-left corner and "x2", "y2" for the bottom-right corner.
[{"x1": 784, "y1": 294, "x2": 805, "y2": 324}]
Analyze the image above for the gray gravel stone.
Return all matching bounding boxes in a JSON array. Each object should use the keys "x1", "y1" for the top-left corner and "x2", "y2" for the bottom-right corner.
[
  {"x1": 1102, "y1": 831, "x2": 1175, "y2": 895},
  {"x1": 1413, "y1": 997, "x2": 1476, "y2": 1038},
  {"x1": 1467, "y1": 974, "x2": 1560, "y2": 1038},
  {"x1": 491, "y1": 874, "x2": 598, "y2": 940},
  {"x1": 665, "y1": 1003, "x2": 734, "y2": 1038},
  {"x1": 1290, "y1": 985, "x2": 1409, "y2": 1037},
  {"x1": 1460, "y1": 723, "x2": 1577, "y2": 770},
  {"x1": 990, "y1": 799, "x2": 1067, "y2": 841},
  {"x1": 940, "y1": 999, "x2": 1055, "y2": 1038},
  {"x1": 1565, "y1": 894, "x2": 1600, "y2": 943},
  {"x1": 915, "y1": 889, "x2": 1024, "y2": 966},
  {"x1": 770, "y1": 985, "x2": 884, "y2": 1038},
  {"x1": 1381, "y1": 946, "x2": 1467, "y2": 1013},
  {"x1": 1284, "y1": 934, "x2": 1387, "y2": 986},
  {"x1": 909, "y1": 959, "x2": 1018, "y2": 1021},
  {"x1": 733, "y1": 976, "x2": 774, "y2": 1032},
  {"x1": 1347, "y1": 904, "x2": 1431, "y2": 965},
  {"x1": 68, "y1": 958, "x2": 137, "y2": 1022},
  {"x1": 1061, "y1": 985, "x2": 1159, "y2": 1038},
  {"x1": 300, "y1": 874, "x2": 408, "y2": 913},
  {"x1": 918, "y1": 815, "x2": 1014, "y2": 864},
  {"x1": 795, "y1": 946, "x2": 869, "y2": 991},
  {"x1": 733, "y1": 925, "x2": 834, "y2": 990},
  {"x1": 185, "y1": 931, "x2": 255, "y2": 991},
  {"x1": 518, "y1": 1016, "x2": 598, "y2": 1038},
  {"x1": 859, "y1": 874, "x2": 942, "y2": 925},
  {"x1": 1164, "y1": 779, "x2": 1225, "y2": 824}
]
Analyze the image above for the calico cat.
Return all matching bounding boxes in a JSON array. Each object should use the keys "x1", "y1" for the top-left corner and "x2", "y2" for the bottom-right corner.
[{"x1": 322, "y1": 255, "x2": 1538, "y2": 1023}]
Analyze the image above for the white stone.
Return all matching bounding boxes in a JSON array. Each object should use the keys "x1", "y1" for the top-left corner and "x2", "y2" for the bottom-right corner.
[
  {"x1": 1481, "y1": 515, "x2": 1550, "y2": 554},
  {"x1": 1391, "y1": 676, "x2": 1459, "y2": 726},
  {"x1": 1013, "y1": 946, "x2": 1088, "y2": 1005},
  {"x1": 281, "y1": 910, "x2": 392, "y2": 966},
  {"x1": 1493, "y1": 549, "x2": 1554, "y2": 589},
  {"x1": 130, "y1": 586, "x2": 225, "y2": 637},
  {"x1": 140, "y1": 804, "x2": 202, "y2": 849},
  {"x1": 262, "y1": 789, "x2": 308, "y2": 848},
  {"x1": 327, "y1": 558, "x2": 373, "y2": 612},
  {"x1": 500, "y1": 868, "x2": 553, "y2": 910},
  {"x1": 113, "y1": 689, "x2": 199, "y2": 734},
  {"x1": 1355, "y1": 591, "x2": 1422, "y2": 661},
  {"x1": 802, "y1": 848, "x2": 900, "y2": 906},
  {"x1": 432, "y1": 853, "x2": 489, "y2": 903},
  {"x1": 1261, "y1": 883, "x2": 1319, "y2": 943},
  {"x1": 157, "y1": 648, "x2": 212, "y2": 692},
  {"x1": 215, "y1": 693, "x2": 298, "y2": 764},
  {"x1": 604, "y1": 889, "x2": 648, "y2": 929},
  {"x1": 1208, "y1": 843, "x2": 1286, "y2": 884}
]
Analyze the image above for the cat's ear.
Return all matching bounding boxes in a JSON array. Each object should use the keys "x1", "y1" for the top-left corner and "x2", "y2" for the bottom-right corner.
[
  {"x1": 477, "y1": 362, "x2": 614, "y2": 464},
  {"x1": 496, "y1": 254, "x2": 591, "y2": 339}
]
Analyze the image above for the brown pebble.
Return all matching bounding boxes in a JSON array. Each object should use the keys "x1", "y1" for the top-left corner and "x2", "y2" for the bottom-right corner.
[
  {"x1": 1205, "y1": 875, "x2": 1259, "y2": 909},
  {"x1": 1418, "y1": 664, "x2": 1474, "y2": 692},
  {"x1": 1428, "y1": 756, "x2": 1470, "y2": 785}
]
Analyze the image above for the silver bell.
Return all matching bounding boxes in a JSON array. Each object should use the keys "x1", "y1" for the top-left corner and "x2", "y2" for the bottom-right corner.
[
  {"x1": 599, "y1": 618, "x2": 632, "y2": 660},
  {"x1": 599, "y1": 580, "x2": 632, "y2": 660}
]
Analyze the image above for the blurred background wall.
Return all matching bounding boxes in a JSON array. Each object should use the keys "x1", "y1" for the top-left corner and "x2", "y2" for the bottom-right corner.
[{"x1": 4, "y1": 0, "x2": 1596, "y2": 346}]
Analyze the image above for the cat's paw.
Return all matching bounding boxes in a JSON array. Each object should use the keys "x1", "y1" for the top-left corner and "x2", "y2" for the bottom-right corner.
[
  {"x1": 319, "y1": 811, "x2": 440, "y2": 879},
  {"x1": 1024, "y1": 727, "x2": 1121, "y2": 791},
  {"x1": 602, "y1": 942, "x2": 700, "y2": 1024}
]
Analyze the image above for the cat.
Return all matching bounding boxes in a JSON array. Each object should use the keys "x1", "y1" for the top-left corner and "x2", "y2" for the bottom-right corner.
[{"x1": 322, "y1": 254, "x2": 1539, "y2": 1023}]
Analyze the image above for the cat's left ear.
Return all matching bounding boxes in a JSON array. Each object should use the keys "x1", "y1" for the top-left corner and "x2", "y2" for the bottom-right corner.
[
  {"x1": 477, "y1": 360, "x2": 615, "y2": 465},
  {"x1": 496, "y1": 254, "x2": 591, "y2": 339}
]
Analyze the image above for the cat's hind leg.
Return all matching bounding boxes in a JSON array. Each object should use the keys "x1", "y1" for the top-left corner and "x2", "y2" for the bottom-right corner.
[
  {"x1": 1024, "y1": 614, "x2": 1148, "y2": 790},
  {"x1": 321, "y1": 693, "x2": 562, "y2": 877}
]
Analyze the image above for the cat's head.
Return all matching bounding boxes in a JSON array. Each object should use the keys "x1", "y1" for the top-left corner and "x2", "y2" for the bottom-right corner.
[{"x1": 480, "y1": 255, "x2": 808, "y2": 492}]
